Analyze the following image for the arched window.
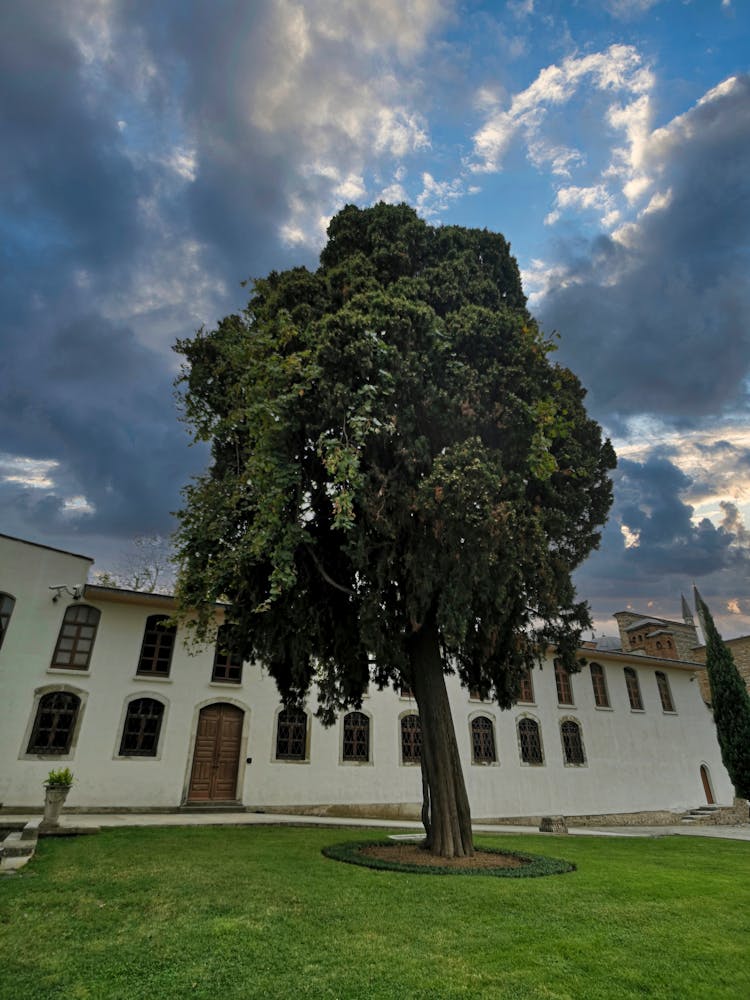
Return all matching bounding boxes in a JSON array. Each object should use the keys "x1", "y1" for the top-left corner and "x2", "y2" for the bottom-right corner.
[
  {"x1": 589, "y1": 663, "x2": 610, "y2": 708},
  {"x1": 27, "y1": 691, "x2": 81, "y2": 754},
  {"x1": 137, "y1": 615, "x2": 176, "y2": 676},
  {"x1": 342, "y1": 711, "x2": 370, "y2": 762},
  {"x1": 275, "y1": 707, "x2": 308, "y2": 760},
  {"x1": 0, "y1": 592, "x2": 15, "y2": 650},
  {"x1": 624, "y1": 667, "x2": 644, "y2": 710},
  {"x1": 212, "y1": 624, "x2": 243, "y2": 683},
  {"x1": 517, "y1": 718, "x2": 543, "y2": 765},
  {"x1": 50, "y1": 604, "x2": 100, "y2": 670},
  {"x1": 554, "y1": 658, "x2": 573, "y2": 705},
  {"x1": 518, "y1": 668, "x2": 534, "y2": 703},
  {"x1": 561, "y1": 720, "x2": 586, "y2": 765},
  {"x1": 471, "y1": 716, "x2": 496, "y2": 764},
  {"x1": 655, "y1": 671, "x2": 675, "y2": 713},
  {"x1": 119, "y1": 698, "x2": 165, "y2": 756},
  {"x1": 400, "y1": 713, "x2": 422, "y2": 764}
]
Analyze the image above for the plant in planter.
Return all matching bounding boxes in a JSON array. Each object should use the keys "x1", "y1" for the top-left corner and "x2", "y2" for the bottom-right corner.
[{"x1": 42, "y1": 768, "x2": 74, "y2": 828}]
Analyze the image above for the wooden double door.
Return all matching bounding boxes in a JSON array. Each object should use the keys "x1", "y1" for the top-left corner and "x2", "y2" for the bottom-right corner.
[{"x1": 188, "y1": 703, "x2": 244, "y2": 802}]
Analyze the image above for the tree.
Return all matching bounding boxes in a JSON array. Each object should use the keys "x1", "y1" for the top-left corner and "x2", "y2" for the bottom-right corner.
[
  {"x1": 694, "y1": 588, "x2": 750, "y2": 800},
  {"x1": 94, "y1": 534, "x2": 175, "y2": 594},
  {"x1": 174, "y1": 203, "x2": 615, "y2": 858}
]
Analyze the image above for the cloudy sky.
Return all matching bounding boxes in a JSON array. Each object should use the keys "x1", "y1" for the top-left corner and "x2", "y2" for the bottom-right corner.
[{"x1": 2, "y1": 0, "x2": 750, "y2": 638}]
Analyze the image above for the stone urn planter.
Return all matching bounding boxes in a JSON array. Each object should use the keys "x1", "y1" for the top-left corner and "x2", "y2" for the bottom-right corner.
[{"x1": 42, "y1": 768, "x2": 74, "y2": 829}]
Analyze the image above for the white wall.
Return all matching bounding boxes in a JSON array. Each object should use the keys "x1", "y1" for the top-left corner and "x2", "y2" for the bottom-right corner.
[{"x1": 0, "y1": 535, "x2": 735, "y2": 817}]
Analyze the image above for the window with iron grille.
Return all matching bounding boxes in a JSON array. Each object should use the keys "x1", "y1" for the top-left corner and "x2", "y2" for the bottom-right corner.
[
  {"x1": 518, "y1": 668, "x2": 534, "y2": 703},
  {"x1": 554, "y1": 658, "x2": 573, "y2": 705},
  {"x1": 655, "y1": 671, "x2": 675, "y2": 713},
  {"x1": 50, "y1": 604, "x2": 100, "y2": 670},
  {"x1": 136, "y1": 615, "x2": 176, "y2": 676},
  {"x1": 27, "y1": 691, "x2": 81, "y2": 754},
  {"x1": 342, "y1": 711, "x2": 370, "y2": 762},
  {"x1": 518, "y1": 717, "x2": 543, "y2": 765},
  {"x1": 624, "y1": 667, "x2": 644, "y2": 710},
  {"x1": 401, "y1": 713, "x2": 422, "y2": 763},
  {"x1": 561, "y1": 720, "x2": 586, "y2": 765},
  {"x1": 471, "y1": 716, "x2": 496, "y2": 764},
  {"x1": 0, "y1": 592, "x2": 15, "y2": 651},
  {"x1": 212, "y1": 624, "x2": 243, "y2": 683},
  {"x1": 276, "y1": 707, "x2": 307, "y2": 760},
  {"x1": 119, "y1": 698, "x2": 164, "y2": 756},
  {"x1": 589, "y1": 663, "x2": 610, "y2": 708}
]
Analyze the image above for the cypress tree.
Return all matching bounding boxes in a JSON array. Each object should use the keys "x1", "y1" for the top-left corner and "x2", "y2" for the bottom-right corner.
[
  {"x1": 695, "y1": 587, "x2": 750, "y2": 800},
  {"x1": 175, "y1": 204, "x2": 615, "y2": 857}
]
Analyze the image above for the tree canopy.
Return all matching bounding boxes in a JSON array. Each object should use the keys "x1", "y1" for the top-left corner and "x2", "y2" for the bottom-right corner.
[{"x1": 174, "y1": 203, "x2": 615, "y2": 856}]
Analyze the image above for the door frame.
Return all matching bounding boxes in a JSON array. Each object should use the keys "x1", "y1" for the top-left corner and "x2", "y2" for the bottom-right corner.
[{"x1": 181, "y1": 697, "x2": 251, "y2": 805}]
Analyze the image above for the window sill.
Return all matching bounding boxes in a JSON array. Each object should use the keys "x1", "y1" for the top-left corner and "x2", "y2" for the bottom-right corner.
[
  {"x1": 594, "y1": 705, "x2": 613, "y2": 712},
  {"x1": 339, "y1": 759, "x2": 374, "y2": 766},
  {"x1": 47, "y1": 668, "x2": 90, "y2": 677},
  {"x1": 20, "y1": 752, "x2": 74, "y2": 761},
  {"x1": 273, "y1": 758, "x2": 310, "y2": 764},
  {"x1": 661, "y1": 710, "x2": 678, "y2": 716},
  {"x1": 629, "y1": 708, "x2": 645, "y2": 713},
  {"x1": 132, "y1": 674, "x2": 173, "y2": 683},
  {"x1": 471, "y1": 760, "x2": 500, "y2": 767},
  {"x1": 557, "y1": 703, "x2": 576, "y2": 709},
  {"x1": 208, "y1": 680, "x2": 242, "y2": 687}
]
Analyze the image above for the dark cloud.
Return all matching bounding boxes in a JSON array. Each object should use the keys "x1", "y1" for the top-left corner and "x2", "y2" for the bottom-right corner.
[
  {"x1": 0, "y1": 2, "x2": 288, "y2": 553},
  {"x1": 1, "y1": 310, "x2": 207, "y2": 539},
  {"x1": 576, "y1": 454, "x2": 750, "y2": 632},
  {"x1": 541, "y1": 75, "x2": 750, "y2": 425}
]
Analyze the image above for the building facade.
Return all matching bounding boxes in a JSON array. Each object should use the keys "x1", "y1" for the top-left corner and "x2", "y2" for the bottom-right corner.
[{"x1": 0, "y1": 533, "x2": 736, "y2": 819}]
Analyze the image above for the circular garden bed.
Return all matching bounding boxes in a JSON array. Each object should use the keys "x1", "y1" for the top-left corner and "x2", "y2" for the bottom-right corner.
[{"x1": 322, "y1": 840, "x2": 575, "y2": 877}]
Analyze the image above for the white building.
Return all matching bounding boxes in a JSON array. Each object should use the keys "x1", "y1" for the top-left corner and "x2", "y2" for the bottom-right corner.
[{"x1": 0, "y1": 533, "x2": 735, "y2": 819}]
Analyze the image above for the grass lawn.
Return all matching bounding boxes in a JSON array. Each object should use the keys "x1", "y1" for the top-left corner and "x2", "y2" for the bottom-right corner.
[{"x1": 1, "y1": 826, "x2": 749, "y2": 1000}]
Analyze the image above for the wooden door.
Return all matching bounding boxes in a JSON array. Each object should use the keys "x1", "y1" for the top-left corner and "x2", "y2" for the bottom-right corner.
[
  {"x1": 188, "y1": 704, "x2": 243, "y2": 802},
  {"x1": 700, "y1": 764, "x2": 715, "y2": 805}
]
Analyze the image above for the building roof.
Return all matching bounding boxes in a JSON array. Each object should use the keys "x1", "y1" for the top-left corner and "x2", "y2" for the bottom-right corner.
[{"x1": 0, "y1": 532, "x2": 94, "y2": 563}]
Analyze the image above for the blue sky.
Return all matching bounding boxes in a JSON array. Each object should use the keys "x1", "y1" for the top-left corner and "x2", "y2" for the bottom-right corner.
[{"x1": 2, "y1": 0, "x2": 750, "y2": 637}]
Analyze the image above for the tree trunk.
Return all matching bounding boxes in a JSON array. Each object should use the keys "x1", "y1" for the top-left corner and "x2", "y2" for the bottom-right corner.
[{"x1": 409, "y1": 615, "x2": 474, "y2": 858}]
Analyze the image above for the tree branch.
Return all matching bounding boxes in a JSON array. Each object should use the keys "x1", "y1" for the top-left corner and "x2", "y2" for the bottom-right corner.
[{"x1": 305, "y1": 544, "x2": 356, "y2": 597}]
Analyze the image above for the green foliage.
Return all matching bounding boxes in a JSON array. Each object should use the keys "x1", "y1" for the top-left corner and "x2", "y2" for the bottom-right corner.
[
  {"x1": 697, "y1": 594, "x2": 750, "y2": 799},
  {"x1": 321, "y1": 839, "x2": 575, "y2": 877},
  {"x1": 45, "y1": 767, "x2": 74, "y2": 787},
  {"x1": 174, "y1": 203, "x2": 615, "y2": 719}
]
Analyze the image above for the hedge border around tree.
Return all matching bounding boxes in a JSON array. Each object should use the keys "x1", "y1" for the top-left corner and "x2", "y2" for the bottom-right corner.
[{"x1": 321, "y1": 839, "x2": 576, "y2": 878}]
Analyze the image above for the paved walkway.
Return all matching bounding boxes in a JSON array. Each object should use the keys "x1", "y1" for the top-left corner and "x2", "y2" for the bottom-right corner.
[{"x1": 3, "y1": 810, "x2": 750, "y2": 840}]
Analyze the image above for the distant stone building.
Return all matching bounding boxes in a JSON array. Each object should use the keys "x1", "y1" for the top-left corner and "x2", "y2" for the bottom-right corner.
[{"x1": 613, "y1": 595, "x2": 700, "y2": 662}]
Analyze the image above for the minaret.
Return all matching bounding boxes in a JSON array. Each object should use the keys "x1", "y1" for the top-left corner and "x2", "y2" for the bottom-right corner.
[
  {"x1": 681, "y1": 593, "x2": 694, "y2": 625},
  {"x1": 693, "y1": 585, "x2": 707, "y2": 644}
]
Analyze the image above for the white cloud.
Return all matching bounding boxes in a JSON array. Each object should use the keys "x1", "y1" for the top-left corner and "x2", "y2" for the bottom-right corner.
[
  {"x1": 416, "y1": 171, "x2": 465, "y2": 217},
  {"x1": 0, "y1": 455, "x2": 59, "y2": 489},
  {"x1": 604, "y1": 0, "x2": 661, "y2": 17},
  {"x1": 472, "y1": 46, "x2": 660, "y2": 230},
  {"x1": 471, "y1": 46, "x2": 652, "y2": 173}
]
